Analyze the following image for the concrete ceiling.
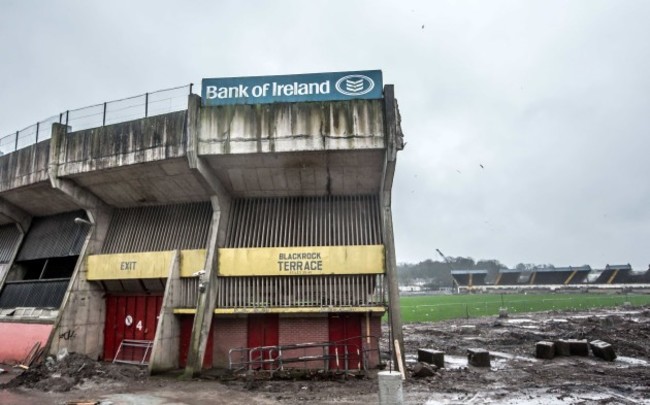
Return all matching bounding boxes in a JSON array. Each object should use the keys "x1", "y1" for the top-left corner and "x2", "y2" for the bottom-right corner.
[
  {"x1": 0, "y1": 148, "x2": 386, "y2": 224},
  {"x1": 204, "y1": 149, "x2": 385, "y2": 197}
]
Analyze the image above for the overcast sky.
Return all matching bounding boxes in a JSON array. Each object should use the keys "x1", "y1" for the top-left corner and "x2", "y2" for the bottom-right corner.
[{"x1": 1, "y1": 1, "x2": 648, "y2": 270}]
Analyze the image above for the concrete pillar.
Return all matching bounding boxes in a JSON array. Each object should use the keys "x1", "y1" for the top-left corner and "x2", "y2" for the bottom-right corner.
[
  {"x1": 149, "y1": 250, "x2": 182, "y2": 373},
  {"x1": 184, "y1": 94, "x2": 232, "y2": 377},
  {"x1": 381, "y1": 85, "x2": 405, "y2": 368},
  {"x1": 44, "y1": 123, "x2": 114, "y2": 359}
]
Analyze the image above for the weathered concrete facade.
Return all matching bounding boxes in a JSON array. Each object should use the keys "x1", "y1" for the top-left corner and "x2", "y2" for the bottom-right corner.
[{"x1": 0, "y1": 84, "x2": 404, "y2": 373}]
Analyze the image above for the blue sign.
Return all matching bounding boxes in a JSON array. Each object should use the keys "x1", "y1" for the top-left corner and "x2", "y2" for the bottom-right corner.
[{"x1": 201, "y1": 70, "x2": 383, "y2": 106}]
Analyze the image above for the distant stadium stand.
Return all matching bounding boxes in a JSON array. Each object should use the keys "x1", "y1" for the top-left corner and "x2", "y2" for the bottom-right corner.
[
  {"x1": 594, "y1": 264, "x2": 632, "y2": 284},
  {"x1": 528, "y1": 266, "x2": 591, "y2": 285},
  {"x1": 494, "y1": 269, "x2": 523, "y2": 285},
  {"x1": 451, "y1": 270, "x2": 488, "y2": 287}
]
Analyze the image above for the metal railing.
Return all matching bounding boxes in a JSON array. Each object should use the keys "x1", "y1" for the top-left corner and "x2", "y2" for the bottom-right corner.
[
  {"x1": 0, "y1": 84, "x2": 192, "y2": 155},
  {"x1": 228, "y1": 335, "x2": 380, "y2": 374}
]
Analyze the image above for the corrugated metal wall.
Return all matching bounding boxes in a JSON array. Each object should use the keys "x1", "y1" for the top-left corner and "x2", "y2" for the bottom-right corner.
[
  {"x1": 17, "y1": 211, "x2": 88, "y2": 261},
  {"x1": 0, "y1": 279, "x2": 69, "y2": 308},
  {"x1": 101, "y1": 202, "x2": 212, "y2": 254},
  {"x1": 0, "y1": 224, "x2": 20, "y2": 263},
  {"x1": 215, "y1": 274, "x2": 386, "y2": 308},
  {"x1": 225, "y1": 196, "x2": 382, "y2": 248}
]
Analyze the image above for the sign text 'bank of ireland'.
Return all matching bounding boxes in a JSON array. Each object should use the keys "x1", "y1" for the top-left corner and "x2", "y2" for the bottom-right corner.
[{"x1": 201, "y1": 70, "x2": 383, "y2": 106}]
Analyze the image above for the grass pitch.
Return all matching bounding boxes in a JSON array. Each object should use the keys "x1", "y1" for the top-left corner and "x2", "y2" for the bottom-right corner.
[{"x1": 398, "y1": 292, "x2": 650, "y2": 323}]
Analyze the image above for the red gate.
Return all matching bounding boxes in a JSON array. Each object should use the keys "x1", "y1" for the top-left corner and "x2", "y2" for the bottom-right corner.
[
  {"x1": 247, "y1": 314, "x2": 279, "y2": 369},
  {"x1": 103, "y1": 295, "x2": 162, "y2": 362},
  {"x1": 328, "y1": 313, "x2": 362, "y2": 370},
  {"x1": 179, "y1": 315, "x2": 214, "y2": 368}
]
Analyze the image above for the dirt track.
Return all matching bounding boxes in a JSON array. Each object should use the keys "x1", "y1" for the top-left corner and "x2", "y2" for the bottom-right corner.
[{"x1": 2, "y1": 306, "x2": 649, "y2": 404}]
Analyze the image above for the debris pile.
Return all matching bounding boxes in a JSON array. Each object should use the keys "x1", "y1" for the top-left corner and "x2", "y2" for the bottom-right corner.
[{"x1": 2, "y1": 352, "x2": 147, "y2": 392}]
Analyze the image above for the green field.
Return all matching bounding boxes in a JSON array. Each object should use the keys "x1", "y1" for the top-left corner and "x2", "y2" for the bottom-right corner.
[{"x1": 397, "y1": 292, "x2": 650, "y2": 323}]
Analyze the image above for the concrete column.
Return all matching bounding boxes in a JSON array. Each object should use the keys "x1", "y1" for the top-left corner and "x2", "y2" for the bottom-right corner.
[
  {"x1": 149, "y1": 250, "x2": 182, "y2": 373},
  {"x1": 184, "y1": 94, "x2": 232, "y2": 377},
  {"x1": 381, "y1": 85, "x2": 405, "y2": 368},
  {"x1": 45, "y1": 123, "x2": 114, "y2": 359}
]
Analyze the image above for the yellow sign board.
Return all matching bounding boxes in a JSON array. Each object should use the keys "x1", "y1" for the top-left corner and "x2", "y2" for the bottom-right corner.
[
  {"x1": 87, "y1": 249, "x2": 206, "y2": 280},
  {"x1": 218, "y1": 245, "x2": 384, "y2": 276}
]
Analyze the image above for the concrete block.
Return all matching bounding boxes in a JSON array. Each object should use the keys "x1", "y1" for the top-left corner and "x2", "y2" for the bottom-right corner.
[
  {"x1": 590, "y1": 340, "x2": 617, "y2": 361},
  {"x1": 417, "y1": 349, "x2": 445, "y2": 368},
  {"x1": 554, "y1": 339, "x2": 571, "y2": 356},
  {"x1": 467, "y1": 348, "x2": 490, "y2": 367},
  {"x1": 535, "y1": 341, "x2": 555, "y2": 359},
  {"x1": 460, "y1": 325, "x2": 476, "y2": 334},
  {"x1": 568, "y1": 339, "x2": 589, "y2": 356}
]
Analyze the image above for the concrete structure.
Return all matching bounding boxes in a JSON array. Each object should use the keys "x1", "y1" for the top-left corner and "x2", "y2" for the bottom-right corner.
[{"x1": 0, "y1": 75, "x2": 405, "y2": 376}]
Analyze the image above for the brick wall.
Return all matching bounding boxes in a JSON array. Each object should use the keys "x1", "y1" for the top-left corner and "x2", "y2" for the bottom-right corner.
[
  {"x1": 212, "y1": 316, "x2": 247, "y2": 368},
  {"x1": 279, "y1": 316, "x2": 328, "y2": 369}
]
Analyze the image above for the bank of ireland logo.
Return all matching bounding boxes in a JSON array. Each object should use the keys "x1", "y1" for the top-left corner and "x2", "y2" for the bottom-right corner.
[{"x1": 335, "y1": 74, "x2": 375, "y2": 96}]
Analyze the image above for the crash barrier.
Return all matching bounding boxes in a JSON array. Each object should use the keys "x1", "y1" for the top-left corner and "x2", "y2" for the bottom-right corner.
[
  {"x1": 0, "y1": 84, "x2": 191, "y2": 155},
  {"x1": 228, "y1": 335, "x2": 380, "y2": 375}
]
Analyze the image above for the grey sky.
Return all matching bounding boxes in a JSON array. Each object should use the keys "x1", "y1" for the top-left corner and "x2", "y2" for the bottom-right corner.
[{"x1": 1, "y1": 1, "x2": 648, "y2": 269}]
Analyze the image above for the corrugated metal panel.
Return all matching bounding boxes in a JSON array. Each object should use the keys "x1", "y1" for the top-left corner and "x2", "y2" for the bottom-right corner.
[
  {"x1": 0, "y1": 224, "x2": 20, "y2": 263},
  {"x1": 225, "y1": 195, "x2": 382, "y2": 248},
  {"x1": 17, "y1": 211, "x2": 88, "y2": 261},
  {"x1": 214, "y1": 274, "x2": 386, "y2": 309},
  {"x1": 0, "y1": 279, "x2": 69, "y2": 308},
  {"x1": 101, "y1": 202, "x2": 212, "y2": 254}
]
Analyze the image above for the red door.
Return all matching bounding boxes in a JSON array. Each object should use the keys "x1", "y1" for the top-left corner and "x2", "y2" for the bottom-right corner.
[
  {"x1": 329, "y1": 314, "x2": 362, "y2": 371},
  {"x1": 103, "y1": 295, "x2": 163, "y2": 362},
  {"x1": 247, "y1": 314, "x2": 279, "y2": 369},
  {"x1": 179, "y1": 315, "x2": 214, "y2": 368}
]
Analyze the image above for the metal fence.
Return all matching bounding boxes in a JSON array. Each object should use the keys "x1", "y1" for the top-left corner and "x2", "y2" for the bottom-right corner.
[{"x1": 0, "y1": 84, "x2": 192, "y2": 156}]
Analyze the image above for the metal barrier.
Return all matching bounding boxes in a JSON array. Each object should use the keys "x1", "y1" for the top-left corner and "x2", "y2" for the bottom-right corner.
[
  {"x1": 228, "y1": 335, "x2": 380, "y2": 375},
  {"x1": 0, "y1": 84, "x2": 192, "y2": 155},
  {"x1": 112, "y1": 339, "x2": 154, "y2": 365}
]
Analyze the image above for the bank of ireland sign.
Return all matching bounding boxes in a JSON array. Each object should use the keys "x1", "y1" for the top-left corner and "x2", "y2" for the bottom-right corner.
[{"x1": 201, "y1": 70, "x2": 383, "y2": 106}]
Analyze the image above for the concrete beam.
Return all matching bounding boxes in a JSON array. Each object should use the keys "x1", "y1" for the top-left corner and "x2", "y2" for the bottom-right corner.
[{"x1": 0, "y1": 197, "x2": 31, "y2": 234}]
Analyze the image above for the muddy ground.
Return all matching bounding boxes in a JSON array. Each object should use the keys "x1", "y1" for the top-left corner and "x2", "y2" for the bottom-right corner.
[{"x1": 2, "y1": 306, "x2": 650, "y2": 404}]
